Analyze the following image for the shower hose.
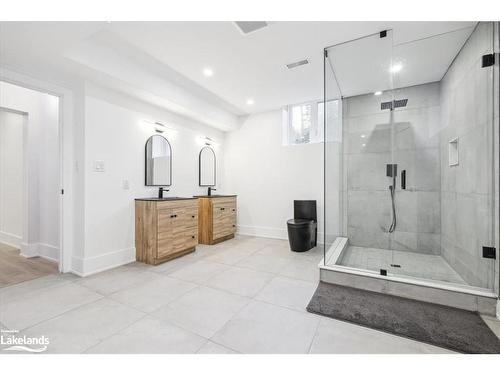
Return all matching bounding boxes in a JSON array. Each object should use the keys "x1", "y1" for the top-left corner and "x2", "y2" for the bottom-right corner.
[{"x1": 388, "y1": 185, "x2": 396, "y2": 233}]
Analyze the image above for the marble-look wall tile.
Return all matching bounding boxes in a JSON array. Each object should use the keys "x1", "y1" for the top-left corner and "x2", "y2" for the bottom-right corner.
[
  {"x1": 346, "y1": 152, "x2": 391, "y2": 191},
  {"x1": 347, "y1": 226, "x2": 390, "y2": 250},
  {"x1": 347, "y1": 191, "x2": 391, "y2": 233},
  {"x1": 439, "y1": 22, "x2": 496, "y2": 290},
  {"x1": 344, "y1": 83, "x2": 442, "y2": 254}
]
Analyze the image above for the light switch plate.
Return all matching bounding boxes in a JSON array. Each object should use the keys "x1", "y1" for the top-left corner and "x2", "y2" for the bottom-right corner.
[
  {"x1": 123, "y1": 180, "x2": 130, "y2": 190},
  {"x1": 93, "y1": 160, "x2": 105, "y2": 172}
]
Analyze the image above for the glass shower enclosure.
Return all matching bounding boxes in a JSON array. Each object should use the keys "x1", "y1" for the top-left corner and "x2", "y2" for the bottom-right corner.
[{"x1": 323, "y1": 22, "x2": 499, "y2": 294}]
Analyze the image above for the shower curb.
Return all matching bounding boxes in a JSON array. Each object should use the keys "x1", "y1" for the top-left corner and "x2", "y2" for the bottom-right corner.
[{"x1": 319, "y1": 264, "x2": 498, "y2": 316}]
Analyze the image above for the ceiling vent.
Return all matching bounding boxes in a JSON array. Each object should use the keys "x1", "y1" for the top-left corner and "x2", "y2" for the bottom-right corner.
[
  {"x1": 286, "y1": 59, "x2": 309, "y2": 69},
  {"x1": 234, "y1": 21, "x2": 268, "y2": 35}
]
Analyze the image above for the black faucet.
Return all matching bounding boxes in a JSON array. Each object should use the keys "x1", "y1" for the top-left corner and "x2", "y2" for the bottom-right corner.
[
  {"x1": 158, "y1": 187, "x2": 169, "y2": 199},
  {"x1": 208, "y1": 187, "x2": 216, "y2": 196}
]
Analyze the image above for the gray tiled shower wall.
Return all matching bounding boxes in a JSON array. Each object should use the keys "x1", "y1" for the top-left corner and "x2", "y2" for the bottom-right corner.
[
  {"x1": 439, "y1": 22, "x2": 496, "y2": 290},
  {"x1": 343, "y1": 83, "x2": 442, "y2": 255},
  {"x1": 342, "y1": 22, "x2": 497, "y2": 290}
]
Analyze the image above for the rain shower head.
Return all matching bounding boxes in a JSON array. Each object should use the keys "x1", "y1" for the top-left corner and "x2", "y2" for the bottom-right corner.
[
  {"x1": 381, "y1": 99, "x2": 408, "y2": 110},
  {"x1": 381, "y1": 101, "x2": 393, "y2": 110},
  {"x1": 393, "y1": 99, "x2": 408, "y2": 108}
]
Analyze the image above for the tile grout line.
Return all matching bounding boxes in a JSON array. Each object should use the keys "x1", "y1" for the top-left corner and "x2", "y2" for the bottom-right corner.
[
  {"x1": 14, "y1": 293, "x2": 107, "y2": 334},
  {"x1": 306, "y1": 316, "x2": 323, "y2": 354},
  {"x1": 196, "y1": 340, "x2": 242, "y2": 354}
]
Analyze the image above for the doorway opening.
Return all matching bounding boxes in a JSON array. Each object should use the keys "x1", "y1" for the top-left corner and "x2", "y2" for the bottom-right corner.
[{"x1": 0, "y1": 81, "x2": 61, "y2": 287}]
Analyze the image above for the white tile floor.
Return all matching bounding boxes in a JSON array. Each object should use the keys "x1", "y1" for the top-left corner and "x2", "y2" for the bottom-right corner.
[
  {"x1": 1, "y1": 235, "x2": 497, "y2": 354},
  {"x1": 339, "y1": 246, "x2": 467, "y2": 284}
]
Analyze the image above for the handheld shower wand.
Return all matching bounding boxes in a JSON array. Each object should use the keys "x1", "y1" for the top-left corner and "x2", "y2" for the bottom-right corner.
[{"x1": 386, "y1": 164, "x2": 397, "y2": 233}]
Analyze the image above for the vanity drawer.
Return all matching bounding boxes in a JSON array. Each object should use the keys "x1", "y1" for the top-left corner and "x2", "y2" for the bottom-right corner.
[
  {"x1": 174, "y1": 207, "x2": 198, "y2": 228},
  {"x1": 173, "y1": 227, "x2": 198, "y2": 251},
  {"x1": 212, "y1": 200, "x2": 236, "y2": 218},
  {"x1": 157, "y1": 236, "x2": 174, "y2": 258},
  {"x1": 213, "y1": 215, "x2": 236, "y2": 239},
  {"x1": 213, "y1": 198, "x2": 236, "y2": 208}
]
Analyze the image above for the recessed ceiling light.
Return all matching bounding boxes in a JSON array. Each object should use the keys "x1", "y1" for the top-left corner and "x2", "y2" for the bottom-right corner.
[
  {"x1": 374, "y1": 91, "x2": 382, "y2": 96},
  {"x1": 246, "y1": 98, "x2": 254, "y2": 106},
  {"x1": 390, "y1": 63, "x2": 403, "y2": 73},
  {"x1": 203, "y1": 68, "x2": 214, "y2": 77}
]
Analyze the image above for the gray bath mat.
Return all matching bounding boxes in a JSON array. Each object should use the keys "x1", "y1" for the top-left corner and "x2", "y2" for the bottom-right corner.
[{"x1": 306, "y1": 282, "x2": 500, "y2": 354}]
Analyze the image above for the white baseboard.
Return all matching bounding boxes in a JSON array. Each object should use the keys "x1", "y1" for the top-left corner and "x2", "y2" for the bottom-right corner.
[
  {"x1": 0, "y1": 230, "x2": 22, "y2": 248},
  {"x1": 237, "y1": 224, "x2": 324, "y2": 244},
  {"x1": 17, "y1": 242, "x2": 59, "y2": 263},
  {"x1": 38, "y1": 243, "x2": 59, "y2": 262},
  {"x1": 71, "y1": 247, "x2": 136, "y2": 277},
  {"x1": 20, "y1": 242, "x2": 38, "y2": 257},
  {"x1": 237, "y1": 225, "x2": 288, "y2": 240}
]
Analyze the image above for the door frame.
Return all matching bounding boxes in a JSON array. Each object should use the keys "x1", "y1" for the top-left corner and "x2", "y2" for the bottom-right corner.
[{"x1": 0, "y1": 68, "x2": 75, "y2": 273}]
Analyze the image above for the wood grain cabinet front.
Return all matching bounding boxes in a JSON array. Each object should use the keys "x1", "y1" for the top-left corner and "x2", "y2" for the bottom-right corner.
[
  {"x1": 135, "y1": 199, "x2": 198, "y2": 265},
  {"x1": 198, "y1": 196, "x2": 237, "y2": 245}
]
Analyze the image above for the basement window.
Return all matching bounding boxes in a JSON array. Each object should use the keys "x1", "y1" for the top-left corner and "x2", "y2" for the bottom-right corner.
[{"x1": 282, "y1": 100, "x2": 337, "y2": 146}]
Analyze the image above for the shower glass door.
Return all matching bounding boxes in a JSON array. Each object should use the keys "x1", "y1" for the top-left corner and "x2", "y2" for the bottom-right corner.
[
  {"x1": 324, "y1": 23, "x2": 497, "y2": 292},
  {"x1": 324, "y1": 30, "x2": 397, "y2": 270}
]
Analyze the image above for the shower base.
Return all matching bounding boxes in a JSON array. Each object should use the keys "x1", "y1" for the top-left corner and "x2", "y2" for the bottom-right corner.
[
  {"x1": 339, "y1": 246, "x2": 466, "y2": 285},
  {"x1": 319, "y1": 237, "x2": 498, "y2": 316}
]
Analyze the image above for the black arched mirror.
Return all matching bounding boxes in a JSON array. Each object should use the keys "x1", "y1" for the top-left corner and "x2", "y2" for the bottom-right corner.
[
  {"x1": 145, "y1": 135, "x2": 172, "y2": 186},
  {"x1": 199, "y1": 146, "x2": 216, "y2": 186}
]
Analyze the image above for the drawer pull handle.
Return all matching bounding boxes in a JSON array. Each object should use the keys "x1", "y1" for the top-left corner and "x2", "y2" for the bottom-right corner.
[
  {"x1": 192, "y1": 235, "x2": 195, "y2": 239},
  {"x1": 192, "y1": 215, "x2": 195, "y2": 218},
  {"x1": 232, "y1": 225, "x2": 235, "y2": 227},
  {"x1": 170, "y1": 214, "x2": 174, "y2": 218},
  {"x1": 232, "y1": 209, "x2": 235, "y2": 212}
]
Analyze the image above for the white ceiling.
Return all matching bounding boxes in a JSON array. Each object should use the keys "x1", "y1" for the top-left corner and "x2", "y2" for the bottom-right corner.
[{"x1": 0, "y1": 21, "x2": 476, "y2": 130}]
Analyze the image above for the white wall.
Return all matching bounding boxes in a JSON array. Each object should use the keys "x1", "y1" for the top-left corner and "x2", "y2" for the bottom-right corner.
[
  {"x1": 0, "y1": 81, "x2": 60, "y2": 261},
  {"x1": 78, "y1": 84, "x2": 225, "y2": 275},
  {"x1": 223, "y1": 110, "x2": 324, "y2": 241},
  {"x1": 0, "y1": 110, "x2": 24, "y2": 246}
]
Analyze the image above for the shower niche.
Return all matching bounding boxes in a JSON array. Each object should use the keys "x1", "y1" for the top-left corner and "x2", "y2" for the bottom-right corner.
[{"x1": 322, "y1": 23, "x2": 499, "y2": 313}]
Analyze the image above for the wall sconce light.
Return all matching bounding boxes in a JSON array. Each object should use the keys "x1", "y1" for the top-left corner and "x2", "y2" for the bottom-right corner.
[
  {"x1": 196, "y1": 135, "x2": 218, "y2": 147},
  {"x1": 154, "y1": 122, "x2": 165, "y2": 133},
  {"x1": 143, "y1": 119, "x2": 178, "y2": 138}
]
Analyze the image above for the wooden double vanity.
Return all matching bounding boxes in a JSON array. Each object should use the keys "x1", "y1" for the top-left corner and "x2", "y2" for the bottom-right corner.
[
  {"x1": 136, "y1": 135, "x2": 234, "y2": 265},
  {"x1": 135, "y1": 195, "x2": 237, "y2": 265}
]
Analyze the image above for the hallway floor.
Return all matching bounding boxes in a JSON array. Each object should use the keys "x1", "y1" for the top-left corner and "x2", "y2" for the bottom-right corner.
[
  {"x1": 0, "y1": 242, "x2": 58, "y2": 288},
  {"x1": 2, "y1": 236, "x2": 496, "y2": 354}
]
